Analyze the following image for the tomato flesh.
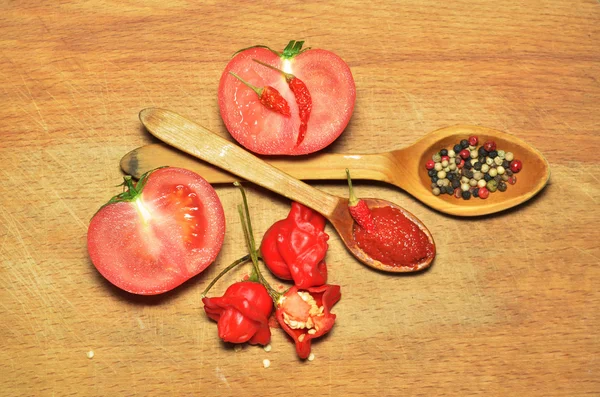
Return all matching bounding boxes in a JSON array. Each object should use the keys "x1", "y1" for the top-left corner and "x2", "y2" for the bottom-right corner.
[
  {"x1": 218, "y1": 47, "x2": 355, "y2": 155},
  {"x1": 87, "y1": 168, "x2": 225, "y2": 295}
]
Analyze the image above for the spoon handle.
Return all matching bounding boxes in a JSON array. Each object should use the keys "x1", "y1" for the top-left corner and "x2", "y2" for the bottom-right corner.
[
  {"x1": 139, "y1": 108, "x2": 341, "y2": 217},
  {"x1": 121, "y1": 143, "x2": 394, "y2": 184}
]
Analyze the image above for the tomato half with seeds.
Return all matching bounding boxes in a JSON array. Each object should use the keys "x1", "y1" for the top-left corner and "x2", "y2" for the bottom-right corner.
[
  {"x1": 218, "y1": 40, "x2": 356, "y2": 155},
  {"x1": 87, "y1": 167, "x2": 226, "y2": 295}
]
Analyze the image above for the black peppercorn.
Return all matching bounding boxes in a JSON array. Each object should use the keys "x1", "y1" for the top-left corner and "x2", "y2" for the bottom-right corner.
[
  {"x1": 502, "y1": 160, "x2": 510, "y2": 168},
  {"x1": 461, "y1": 190, "x2": 471, "y2": 200},
  {"x1": 484, "y1": 174, "x2": 492, "y2": 182},
  {"x1": 440, "y1": 149, "x2": 448, "y2": 156},
  {"x1": 498, "y1": 181, "x2": 507, "y2": 192},
  {"x1": 455, "y1": 157, "x2": 462, "y2": 165},
  {"x1": 460, "y1": 139, "x2": 469, "y2": 149},
  {"x1": 474, "y1": 162, "x2": 482, "y2": 171},
  {"x1": 452, "y1": 179, "x2": 460, "y2": 189},
  {"x1": 489, "y1": 150, "x2": 498, "y2": 158},
  {"x1": 472, "y1": 188, "x2": 480, "y2": 198},
  {"x1": 464, "y1": 161, "x2": 472, "y2": 170},
  {"x1": 506, "y1": 169, "x2": 513, "y2": 176},
  {"x1": 478, "y1": 147, "x2": 488, "y2": 156},
  {"x1": 453, "y1": 144, "x2": 462, "y2": 153},
  {"x1": 431, "y1": 176, "x2": 439, "y2": 183},
  {"x1": 428, "y1": 169, "x2": 436, "y2": 177}
]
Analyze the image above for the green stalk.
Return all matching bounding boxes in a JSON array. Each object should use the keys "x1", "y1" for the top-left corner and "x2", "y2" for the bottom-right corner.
[{"x1": 200, "y1": 254, "x2": 251, "y2": 298}]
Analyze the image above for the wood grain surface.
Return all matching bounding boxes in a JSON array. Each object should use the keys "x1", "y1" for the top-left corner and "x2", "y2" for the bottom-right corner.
[{"x1": 1, "y1": 1, "x2": 599, "y2": 396}]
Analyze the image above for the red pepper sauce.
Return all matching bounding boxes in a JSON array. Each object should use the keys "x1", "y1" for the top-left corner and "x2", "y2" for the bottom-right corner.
[{"x1": 353, "y1": 206, "x2": 434, "y2": 269}]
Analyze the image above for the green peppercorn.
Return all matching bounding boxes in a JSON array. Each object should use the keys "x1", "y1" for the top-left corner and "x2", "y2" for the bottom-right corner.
[
  {"x1": 434, "y1": 162, "x2": 443, "y2": 171},
  {"x1": 469, "y1": 178, "x2": 478, "y2": 187},
  {"x1": 494, "y1": 157, "x2": 503, "y2": 166},
  {"x1": 497, "y1": 166, "x2": 505, "y2": 175},
  {"x1": 474, "y1": 171, "x2": 484, "y2": 180},
  {"x1": 432, "y1": 153, "x2": 442, "y2": 162},
  {"x1": 487, "y1": 179, "x2": 498, "y2": 192},
  {"x1": 505, "y1": 152, "x2": 514, "y2": 161},
  {"x1": 432, "y1": 187, "x2": 441, "y2": 196},
  {"x1": 497, "y1": 150, "x2": 506, "y2": 159},
  {"x1": 481, "y1": 164, "x2": 490, "y2": 173},
  {"x1": 502, "y1": 174, "x2": 509, "y2": 181}
]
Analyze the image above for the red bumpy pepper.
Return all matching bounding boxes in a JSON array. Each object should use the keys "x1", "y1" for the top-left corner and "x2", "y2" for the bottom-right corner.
[
  {"x1": 276, "y1": 284, "x2": 341, "y2": 359},
  {"x1": 253, "y1": 59, "x2": 313, "y2": 146},
  {"x1": 229, "y1": 72, "x2": 291, "y2": 116},
  {"x1": 346, "y1": 169, "x2": 375, "y2": 232},
  {"x1": 203, "y1": 281, "x2": 273, "y2": 345},
  {"x1": 260, "y1": 202, "x2": 329, "y2": 289}
]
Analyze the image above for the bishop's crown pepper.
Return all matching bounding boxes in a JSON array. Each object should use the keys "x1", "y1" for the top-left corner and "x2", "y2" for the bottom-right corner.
[{"x1": 260, "y1": 202, "x2": 328, "y2": 289}]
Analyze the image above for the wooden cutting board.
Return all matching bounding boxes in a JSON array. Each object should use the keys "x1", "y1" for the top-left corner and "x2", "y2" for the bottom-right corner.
[{"x1": 1, "y1": 1, "x2": 599, "y2": 396}]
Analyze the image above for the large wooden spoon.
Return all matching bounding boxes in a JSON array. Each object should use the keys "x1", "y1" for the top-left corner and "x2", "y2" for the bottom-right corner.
[
  {"x1": 138, "y1": 108, "x2": 435, "y2": 273},
  {"x1": 122, "y1": 126, "x2": 550, "y2": 217}
]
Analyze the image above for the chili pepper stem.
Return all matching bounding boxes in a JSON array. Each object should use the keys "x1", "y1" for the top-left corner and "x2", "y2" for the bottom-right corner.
[
  {"x1": 234, "y1": 182, "x2": 282, "y2": 304},
  {"x1": 200, "y1": 254, "x2": 252, "y2": 298},
  {"x1": 252, "y1": 58, "x2": 294, "y2": 82},
  {"x1": 229, "y1": 72, "x2": 263, "y2": 97},
  {"x1": 345, "y1": 169, "x2": 359, "y2": 206}
]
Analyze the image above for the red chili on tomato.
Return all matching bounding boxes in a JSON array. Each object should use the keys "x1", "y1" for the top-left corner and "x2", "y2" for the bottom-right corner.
[
  {"x1": 260, "y1": 202, "x2": 329, "y2": 289},
  {"x1": 203, "y1": 281, "x2": 273, "y2": 345},
  {"x1": 87, "y1": 167, "x2": 226, "y2": 295},
  {"x1": 218, "y1": 40, "x2": 355, "y2": 155},
  {"x1": 276, "y1": 285, "x2": 341, "y2": 359}
]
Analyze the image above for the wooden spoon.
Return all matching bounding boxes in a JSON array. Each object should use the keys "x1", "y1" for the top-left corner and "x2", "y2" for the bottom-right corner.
[
  {"x1": 122, "y1": 126, "x2": 550, "y2": 217},
  {"x1": 138, "y1": 108, "x2": 435, "y2": 273}
]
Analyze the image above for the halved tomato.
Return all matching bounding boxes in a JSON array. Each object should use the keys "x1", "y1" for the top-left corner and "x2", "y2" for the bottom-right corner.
[
  {"x1": 87, "y1": 167, "x2": 225, "y2": 295},
  {"x1": 218, "y1": 40, "x2": 356, "y2": 155}
]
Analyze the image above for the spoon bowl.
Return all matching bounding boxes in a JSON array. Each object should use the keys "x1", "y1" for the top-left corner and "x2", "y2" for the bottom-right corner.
[
  {"x1": 138, "y1": 108, "x2": 435, "y2": 273},
  {"x1": 122, "y1": 126, "x2": 549, "y2": 216}
]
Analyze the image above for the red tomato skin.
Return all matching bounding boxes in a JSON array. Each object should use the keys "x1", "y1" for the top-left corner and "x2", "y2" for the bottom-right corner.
[
  {"x1": 87, "y1": 168, "x2": 226, "y2": 295},
  {"x1": 218, "y1": 47, "x2": 355, "y2": 156}
]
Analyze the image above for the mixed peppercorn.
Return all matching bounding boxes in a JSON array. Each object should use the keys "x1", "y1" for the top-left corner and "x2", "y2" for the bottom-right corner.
[{"x1": 425, "y1": 136, "x2": 522, "y2": 200}]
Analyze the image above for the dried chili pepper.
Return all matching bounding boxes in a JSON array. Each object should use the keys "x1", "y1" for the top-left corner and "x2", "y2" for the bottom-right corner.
[
  {"x1": 276, "y1": 284, "x2": 341, "y2": 359},
  {"x1": 252, "y1": 59, "x2": 312, "y2": 146},
  {"x1": 203, "y1": 281, "x2": 273, "y2": 345},
  {"x1": 260, "y1": 202, "x2": 329, "y2": 289},
  {"x1": 346, "y1": 169, "x2": 375, "y2": 232},
  {"x1": 229, "y1": 71, "x2": 291, "y2": 116}
]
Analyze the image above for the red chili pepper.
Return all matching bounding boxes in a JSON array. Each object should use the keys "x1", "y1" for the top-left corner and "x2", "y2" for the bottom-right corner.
[
  {"x1": 346, "y1": 169, "x2": 375, "y2": 232},
  {"x1": 253, "y1": 59, "x2": 312, "y2": 146},
  {"x1": 229, "y1": 72, "x2": 291, "y2": 116},
  {"x1": 276, "y1": 284, "x2": 341, "y2": 359},
  {"x1": 260, "y1": 202, "x2": 329, "y2": 289},
  {"x1": 203, "y1": 281, "x2": 273, "y2": 345}
]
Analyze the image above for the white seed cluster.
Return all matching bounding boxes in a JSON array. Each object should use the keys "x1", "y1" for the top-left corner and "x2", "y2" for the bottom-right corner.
[{"x1": 282, "y1": 292, "x2": 325, "y2": 337}]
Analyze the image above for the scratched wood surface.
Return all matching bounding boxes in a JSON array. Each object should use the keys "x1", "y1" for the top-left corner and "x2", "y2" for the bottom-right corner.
[{"x1": 1, "y1": 1, "x2": 599, "y2": 396}]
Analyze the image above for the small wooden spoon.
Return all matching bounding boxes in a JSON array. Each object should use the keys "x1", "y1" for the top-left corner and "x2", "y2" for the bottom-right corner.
[
  {"x1": 122, "y1": 126, "x2": 549, "y2": 217},
  {"x1": 138, "y1": 108, "x2": 435, "y2": 273}
]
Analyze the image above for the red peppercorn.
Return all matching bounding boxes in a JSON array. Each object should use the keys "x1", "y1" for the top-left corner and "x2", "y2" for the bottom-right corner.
[
  {"x1": 454, "y1": 188, "x2": 462, "y2": 199},
  {"x1": 478, "y1": 187, "x2": 490, "y2": 199},
  {"x1": 483, "y1": 141, "x2": 496, "y2": 152},
  {"x1": 459, "y1": 149, "x2": 470, "y2": 159},
  {"x1": 441, "y1": 155, "x2": 450, "y2": 162},
  {"x1": 457, "y1": 159, "x2": 465, "y2": 169},
  {"x1": 468, "y1": 136, "x2": 478, "y2": 146},
  {"x1": 510, "y1": 159, "x2": 522, "y2": 173},
  {"x1": 425, "y1": 160, "x2": 435, "y2": 170},
  {"x1": 508, "y1": 175, "x2": 517, "y2": 185}
]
